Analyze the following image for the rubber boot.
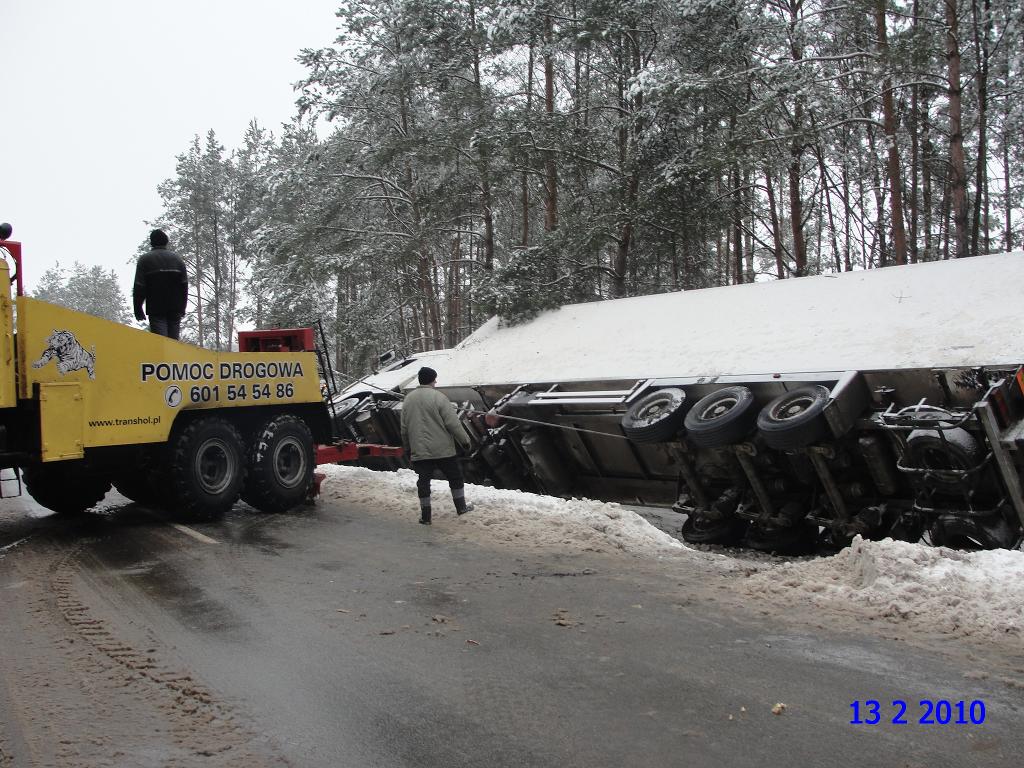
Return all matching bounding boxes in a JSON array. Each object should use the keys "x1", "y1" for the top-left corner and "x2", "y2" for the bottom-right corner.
[
  {"x1": 419, "y1": 496, "x2": 432, "y2": 525},
  {"x1": 453, "y1": 487, "x2": 472, "y2": 516}
]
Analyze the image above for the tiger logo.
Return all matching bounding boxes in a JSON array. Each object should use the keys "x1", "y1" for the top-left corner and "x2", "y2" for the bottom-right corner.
[{"x1": 33, "y1": 330, "x2": 96, "y2": 380}]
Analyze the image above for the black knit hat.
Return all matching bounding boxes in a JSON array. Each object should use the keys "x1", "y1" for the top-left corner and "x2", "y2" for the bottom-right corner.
[
  {"x1": 418, "y1": 366, "x2": 437, "y2": 385},
  {"x1": 150, "y1": 229, "x2": 169, "y2": 248}
]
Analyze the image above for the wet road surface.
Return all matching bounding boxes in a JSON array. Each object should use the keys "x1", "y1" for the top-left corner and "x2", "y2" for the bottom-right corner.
[{"x1": 1, "y1": 491, "x2": 1022, "y2": 767}]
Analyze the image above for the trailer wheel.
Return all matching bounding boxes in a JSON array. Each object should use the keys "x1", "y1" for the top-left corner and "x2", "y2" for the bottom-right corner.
[
  {"x1": 929, "y1": 514, "x2": 1018, "y2": 551},
  {"x1": 744, "y1": 521, "x2": 818, "y2": 555},
  {"x1": 169, "y1": 417, "x2": 246, "y2": 520},
  {"x1": 757, "y1": 386, "x2": 831, "y2": 450},
  {"x1": 884, "y1": 512, "x2": 925, "y2": 544},
  {"x1": 680, "y1": 515, "x2": 747, "y2": 545},
  {"x1": 21, "y1": 463, "x2": 111, "y2": 516},
  {"x1": 683, "y1": 386, "x2": 758, "y2": 448},
  {"x1": 621, "y1": 388, "x2": 688, "y2": 443},
  {"x1": 242, "y1": 415, "x2": 315, "y2": 513},
  {"x1": 905, "y1": 415, "x2": 980, "y2": 492}
]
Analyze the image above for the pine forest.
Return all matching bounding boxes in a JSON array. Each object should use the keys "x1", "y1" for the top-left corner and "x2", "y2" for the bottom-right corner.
[{"x1": 143, "y1": 0, "x2": 1024, "y2": 377}]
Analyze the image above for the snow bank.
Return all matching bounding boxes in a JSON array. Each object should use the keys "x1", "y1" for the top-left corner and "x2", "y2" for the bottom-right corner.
[
  {"x1": 441, "y1": 253, "x2": 1024, "y2": 385},
  {"x1": 318, "y1": 464, "x2": 690, "y2": 557},
  {"x1": 743, "y1": 536, "x2": 1024, "y2": 641}
]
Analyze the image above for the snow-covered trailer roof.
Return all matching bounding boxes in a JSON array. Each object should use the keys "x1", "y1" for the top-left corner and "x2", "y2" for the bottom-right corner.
[
  {"x1": 440, "y1": 253, "x2": 1024, "y2": 386},
  {"x1": 334, "y1": 348, "x2": 458, "y2": 400}
]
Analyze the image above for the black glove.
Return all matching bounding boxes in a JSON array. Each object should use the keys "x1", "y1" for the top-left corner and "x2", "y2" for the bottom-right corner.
[{"x1": 135, "y1": 310, "x2": 146, "y2": 322}]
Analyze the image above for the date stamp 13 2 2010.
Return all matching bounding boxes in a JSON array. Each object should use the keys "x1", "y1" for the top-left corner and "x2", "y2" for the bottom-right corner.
[{"x1": 850, "y1": 700, "x2": 986, "y2": 725}]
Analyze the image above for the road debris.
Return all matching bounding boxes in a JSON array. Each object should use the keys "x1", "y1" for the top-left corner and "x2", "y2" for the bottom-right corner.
[
  {"x1": 553, "y1": 609, "x2": 576, "y2": 627},
  {"x1": 772, "y1": 703, "x2": 787, "y2": 715}
]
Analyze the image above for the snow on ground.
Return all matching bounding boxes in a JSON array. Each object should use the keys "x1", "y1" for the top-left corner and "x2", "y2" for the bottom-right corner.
[
  {"x1": 742, "y1": 536, "x2": 1024, "y2": 642},
  {"x1": 321, "y1": 465, "x2": 1024, "y2": 642},
  {"x1": 319, "y1": 464, "x2": 691, "y2": 557}
]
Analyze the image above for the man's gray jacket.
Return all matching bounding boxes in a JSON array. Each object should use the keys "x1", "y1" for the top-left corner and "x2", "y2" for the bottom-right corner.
[{"x1": 400, "y1": 386, "x2": 472, "y2": 462}]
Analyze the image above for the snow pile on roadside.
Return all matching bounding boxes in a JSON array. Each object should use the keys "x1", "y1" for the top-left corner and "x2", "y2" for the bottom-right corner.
[
  {"x1": 744, "y1": 536, "x2": 1024, "y2": 641},
  {"x1": 319, "y1": 465, "x2": 691, "y2": 557}
]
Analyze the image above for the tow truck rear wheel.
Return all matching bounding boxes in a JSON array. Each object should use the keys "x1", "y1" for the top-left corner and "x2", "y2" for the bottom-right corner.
[
  {"x1": 241, "y1": 414, "x2": 315, "y2": 513},
  {"x1": 112, "y1": 473, "x2": 163, "y2": 507},
  {"x1": 21, "y1": 462, "x2": 111, "y2": 516},
  {"x1": 169, "y1": 417, "x2": 246, "y2": 521}
]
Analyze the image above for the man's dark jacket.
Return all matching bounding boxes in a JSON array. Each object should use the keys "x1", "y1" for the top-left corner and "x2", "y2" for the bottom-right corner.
[{"x1": 133, "y1": 246, "x2": 188, "y2": 319}]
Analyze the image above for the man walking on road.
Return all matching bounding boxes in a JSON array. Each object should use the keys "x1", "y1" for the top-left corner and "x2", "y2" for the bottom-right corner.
[
  {"x1": 400, "y1": 366, "x2": 473, "y2": 525},
  {"x1": 133, "y1": 229, "x2": 188, "y2": 340}
]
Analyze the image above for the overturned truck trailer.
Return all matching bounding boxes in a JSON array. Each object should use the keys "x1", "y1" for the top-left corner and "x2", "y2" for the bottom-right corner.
[{"x1": 342, "y1": 254, "x2": 1024, "y2": 554}]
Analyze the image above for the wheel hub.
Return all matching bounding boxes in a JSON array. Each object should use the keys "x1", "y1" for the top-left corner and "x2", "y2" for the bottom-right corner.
[
  {"x1": 702, "y1": 396, "x2": 738, "y2": 420},
  {"x1": 194, "y1": 437, "x2": 235, "y2": 495},
  {"x1": 272, "y1": 436, "x2": 308, "y2": 488},
  {"x1": 776, "y1": 396, "x2": 813, "y2": 420}
]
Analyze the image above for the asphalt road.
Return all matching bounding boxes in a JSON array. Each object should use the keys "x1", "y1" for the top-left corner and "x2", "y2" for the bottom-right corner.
[{"x1": 0, "y1": 490, "x2": 1022, "y2": 768}]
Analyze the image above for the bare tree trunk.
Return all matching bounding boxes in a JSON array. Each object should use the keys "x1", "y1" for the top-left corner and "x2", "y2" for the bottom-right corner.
[
  {"x1": 842, "y1": 164, "x2": 853, "y2": 271},
  {"x1": 922, "y1": 104, "x2": 934, "y2": 260},
  {"x1": 969, "y1": 0, "x2": 991, "y2": 256},
  {"x1": 543, "y1": 11, "x2": 558, "y2": 232},
  {"x1": 731, "y1": 161, "x2": 743, "y2": 284},
  {"x1": 945, "y1": 0, "x2": 970, "y2": 258},
  {"x1": 908, "y1": 0, "x2": 922, "y2": 263},
  {"x1": 397, "y1": 113, "x2": 440, "y2": 347},
  {"x1": 874, "y1": 0, "x2": 908, "y2": 265},
  {"x1": 212, "y1": 210, "x2": 222, "y2": 349},
  {"x1": 786, "y1": 4, "x2": 807, "y2": 276},
  {"x1": 814, "y1": 145, "x2": 841, "y2": 273},
  {"x1": 865, "y1": 121, "x2": 888, "y2": 267},
  {"x1": 521, "y1": 42, "x2": 534, "y2": 248},
  {"x1": 611, "y1": 31, "x2": 641, "y2": 299},
  {"x1": 468, "y1": 0, "x2": 495, "y2": 270},
  {"x1": 1004, "y1": 137, "x2": 1013, "y2": 252},
  {"x1": 191, "y1": 213, "x2": 203, "y2": 346},
  {"x1": 765, "y1": 167, "x2": 786, "y2": 279}
]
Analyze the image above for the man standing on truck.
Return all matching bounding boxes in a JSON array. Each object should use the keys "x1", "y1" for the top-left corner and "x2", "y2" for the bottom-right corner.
[
  {"x1": 133, "y1": 229, "x2": 188, "y2": 340},
  {"x1": 400, "y1": 367, "x2": 473, "y2": 525}
]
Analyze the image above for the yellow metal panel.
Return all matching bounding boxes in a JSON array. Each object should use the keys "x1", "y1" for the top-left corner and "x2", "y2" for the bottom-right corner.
[
  {"x1": 0, "y1": 261, "x2": 14, "y2": 408},
  {"x1": 40, "y1": 382, "x2": 85, "y2": 461},
  {"x1": 17, "y1": 296, "x2": 324, "y2": 450}
]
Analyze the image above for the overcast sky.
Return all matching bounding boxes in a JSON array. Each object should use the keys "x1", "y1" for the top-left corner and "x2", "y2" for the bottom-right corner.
[{"x1": 0, "y1": 0, "x2": 339, "y2": 296}]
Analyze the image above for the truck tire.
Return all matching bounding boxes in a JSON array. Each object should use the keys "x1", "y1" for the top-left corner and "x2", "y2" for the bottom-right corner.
[
  {"x1": 905, "y1": 414, "x2": 980, "y2": 492},
  {"x1": 112, "y1": 473, "x2": 163, "y2": 507},
  {"x1": 744, "y1": 520, "x2": 818, "y2": 555},
  {"x1": 680, "y1": 515, "x2": 747, "y2": 545},
  {"x1": 757, "y1": 385, "x2": 831, "y2": 450},
  {"x1": 169, "y1": 417, "x2": 246, "y2": 520},
  {"x1": 683, "y1": 386, "x2": 758, "y2": 448},
  {"x1": 929, "y1": 514, "x2": 1017, "y2": 550},
  {"x1": 621, "y1": 388, "x2": 688, "y2": 443},
  {"x1": 242, "y1": 415, "x2": 315, "y2": 513},
  {"x1": 21, "y1": 463, "x2": 111, "y2": 516}
]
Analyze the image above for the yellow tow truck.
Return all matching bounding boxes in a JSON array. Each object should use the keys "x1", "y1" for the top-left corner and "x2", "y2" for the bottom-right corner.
[{"x1": 0, "y1": 222, "x2": 399, "y2": 519}]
